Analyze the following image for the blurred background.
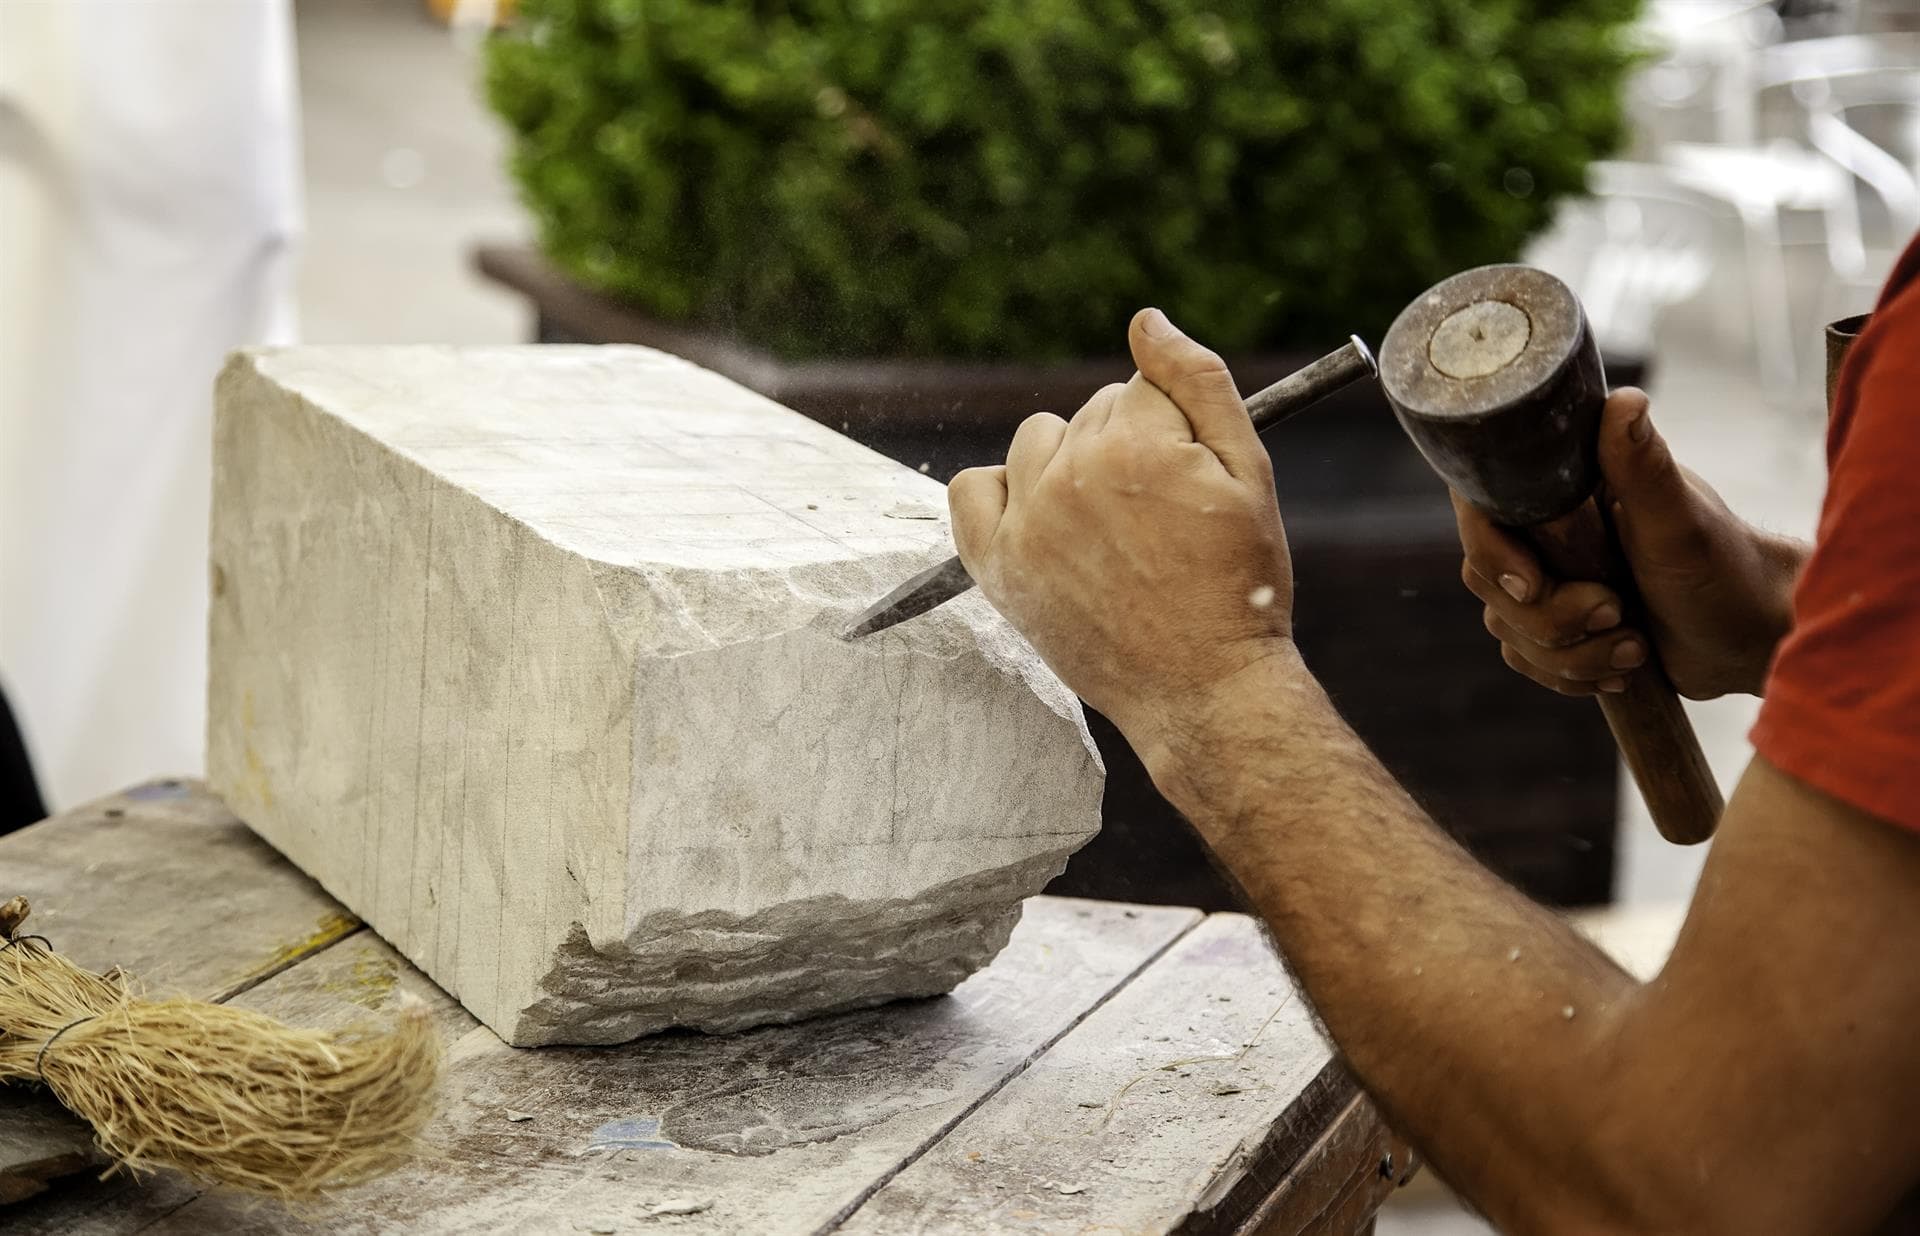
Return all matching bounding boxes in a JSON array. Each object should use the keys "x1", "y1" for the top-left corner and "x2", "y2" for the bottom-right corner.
[{"x1": 1, "y1": 2, "x2": 1916, "y2": 1228}]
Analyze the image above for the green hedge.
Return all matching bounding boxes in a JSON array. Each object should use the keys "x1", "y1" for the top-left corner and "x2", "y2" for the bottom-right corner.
[{"x1": 488, "y1": 0, "x2": 1640, "y2": 360}]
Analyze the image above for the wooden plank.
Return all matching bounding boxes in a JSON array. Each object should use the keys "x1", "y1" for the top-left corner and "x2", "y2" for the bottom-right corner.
[
  {"x1": 43, "y1": 898, "x2": 1200, "y2": 1234},
  {"x1": 0, "y1": 1099, "x2": 96, "y2": 1207},
  {"x1": 1, "y1": 933, "x2": 457, "y2": 1236},
  {"x1": 223, "y1": 932, "x2": 476, "y2": 1039},
  {"x1": 1240, "y1": 1095, "x2": 1411, "y2": 1236},
  {"x1": 835, "y1": 913, "x2": 1357, "y2": 1236},
  {"x1": 6, "y1": 1169, "x2": 198, "y2": 1236},
  {"x1": 0, "y1": 780, "x2": 356, "y2": 993},
  {"x1": 0, "y1": 781, "x2": 364, "y2": 1205}
]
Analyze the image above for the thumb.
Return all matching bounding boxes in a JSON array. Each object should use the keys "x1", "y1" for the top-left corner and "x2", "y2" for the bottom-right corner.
[
  {"x1": 1596, "y1": 388, "x2": 1696, "y2": 560},
  {"x1": 1128, "y1": 308, "x2": 1262, "y2": 475}
]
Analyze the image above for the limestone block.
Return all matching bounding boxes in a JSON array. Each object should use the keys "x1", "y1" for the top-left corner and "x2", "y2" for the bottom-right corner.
[{"x1": 206, "y1": 346, "x2": 1104, "y2": 1046}]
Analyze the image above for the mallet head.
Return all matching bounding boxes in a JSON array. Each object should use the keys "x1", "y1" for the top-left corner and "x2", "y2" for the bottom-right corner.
[{"x1": 1377, "y1": 265, "x2": 1607, "y2": 527}]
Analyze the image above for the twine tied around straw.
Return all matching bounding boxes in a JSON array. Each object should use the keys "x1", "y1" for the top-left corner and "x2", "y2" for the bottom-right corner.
[{"x1": 0, "y1": 895, "x2": 440, "y2": 1199}]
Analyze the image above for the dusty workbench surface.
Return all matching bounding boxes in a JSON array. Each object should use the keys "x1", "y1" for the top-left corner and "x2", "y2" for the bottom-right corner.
[{"x1": 0, "y1": 782, "x2": 1409, "y2": 1234}]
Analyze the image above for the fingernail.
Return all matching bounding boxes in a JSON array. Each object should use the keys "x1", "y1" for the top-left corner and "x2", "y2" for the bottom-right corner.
[
  {"x1": 1628, "y1": 408, "x2": 1653, "y2": 444},
  {"x1": 1610, "y1": 639, "x2": 1645, "y2": 670},
  {"x1": 1585, "y1": 603, "x2": 1621, "y2": 633},
  {"x1": 1599, "y1": 676, "x2": 1628, "y2": 693},
  {"x1": 1141, "y1": 307, "x2": 1177, "y2": 338},
  {"x1": 1498, "y1": 573, "x2": 1529, "y2": 603}
]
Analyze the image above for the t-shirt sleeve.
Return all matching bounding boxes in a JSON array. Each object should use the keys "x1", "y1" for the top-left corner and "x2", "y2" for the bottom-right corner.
[{"x1": 1750, "y1": 274, "x2": 1920, "y2": 831}]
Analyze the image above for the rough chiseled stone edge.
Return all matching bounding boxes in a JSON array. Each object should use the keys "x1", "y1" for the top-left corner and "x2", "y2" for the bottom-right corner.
[{"x1": 508, "y1": 851, "x2": 1067, "y2": 1046}]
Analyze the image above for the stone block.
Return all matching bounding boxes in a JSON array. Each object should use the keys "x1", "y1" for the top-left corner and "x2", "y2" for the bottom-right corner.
[{"x1": 206, "y1": 346, "x2": 1103, "y2": 1045}]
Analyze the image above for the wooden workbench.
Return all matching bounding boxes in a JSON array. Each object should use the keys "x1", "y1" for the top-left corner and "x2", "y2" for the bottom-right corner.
[{"x1": 0, "y1": 781, "x2": 1410, "y2": 1234}]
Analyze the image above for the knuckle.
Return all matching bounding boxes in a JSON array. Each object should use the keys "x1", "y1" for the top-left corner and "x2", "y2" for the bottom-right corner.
[
  {"x1": 1504, "y1": 642, "x2": 1575, "y2": 695},
  {"x1": 1500, "y1": 610, "x2": 1546, "y2": 646},
  {"x1": 1543, "y1": 641, "x2": 1605, "y2": 679},
  {"x1": 1074, "y1": 384, "x2": 1126, "y2": 421},
  {"x1": 1500, "y1": 644, "x2": 1545, "y2": 684},
  {"x1": 1460, "y1": 547, "x2": 1505, "y2": 584},
  {"x1": 949, "y1": 517, "x2": 982, "y2": 562},
  {"x1": 1088, "y1": 430, "x2": 1138, "y2": 464},
  {"x1": 1235, "y1": 444, "x2": 1277, "y2": 486},
  {"x1": 1553, "y1": 581, "x2": 1608, "y2": 611},
  {"x1": 1531, "y1": 620, "x2": 1583, "y2": 651},
  {"x1": 1168, "y1": 341, "x2": 1229, "y2": 378},
  {"x1": 1667, "y1": 519, "x2": 1714, "y2": 564},
  {"x1": 1172, "y1": 366, "x2": 1238, "y2": 405},
  {"x1": 1086, "y1": 438, "x2": 1149, "y2": 486},
  {"x1": 1163, "y1": 347, "x2": 1237, "y2": 397},
  {"x1": 1505, "y1": 600, "x2": 1573, "y2": 649},
  {"x1": 1017, "y1": 411, "x2": 1067, "y2": 438},
  {"x1": 1542, "y1": 671, "x2": 1584, "y2": 696},
  {"x1": 948, "y1": 468, "x2": 990, "y2": 509}
]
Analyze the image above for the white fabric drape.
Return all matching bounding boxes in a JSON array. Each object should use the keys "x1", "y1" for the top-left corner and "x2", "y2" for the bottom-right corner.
[{"x1": 0, "y1": 0, "x2": 301, "y2": 810}]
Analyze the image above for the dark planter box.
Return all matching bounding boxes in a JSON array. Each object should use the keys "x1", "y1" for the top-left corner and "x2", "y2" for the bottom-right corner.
[{"x1": 476, "y1": 246, "x2": 1624, "y2": 908}]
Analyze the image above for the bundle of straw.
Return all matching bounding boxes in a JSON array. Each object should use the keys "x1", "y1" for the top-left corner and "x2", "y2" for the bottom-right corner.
[{"x1": 0, "y1": 895, "x2": 439, "y2": 1199}]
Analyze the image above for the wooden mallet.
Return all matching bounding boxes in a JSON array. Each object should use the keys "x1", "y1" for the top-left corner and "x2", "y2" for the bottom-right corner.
[{"x1": 1378, "y1": 264, "x2": 1722, "y2": 845}]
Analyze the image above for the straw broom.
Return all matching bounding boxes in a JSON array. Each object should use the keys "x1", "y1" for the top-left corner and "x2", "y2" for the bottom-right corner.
[{"x1": 0, "y1": 895, "x2": 439, "y2": 1199}]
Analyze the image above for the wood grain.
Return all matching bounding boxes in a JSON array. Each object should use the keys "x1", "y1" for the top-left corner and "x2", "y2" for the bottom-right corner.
[
  {"x1": 1241, "y1": 1095, "x2": 1411, "y2": 1236},
  {"x1": 5, "y1": 936, "x2": 465, "y2": 1234},
  {"x1": 0, "y1": 780, "x2": 356, "y2": 994},
  {"x1": 7, "y1": 783, "x2": 1395, "y2": 1234},
  {"x1": 0, "y1": 781, "x2": 363, "y2": 1205},
  {"x1": 836, "y1": 913, "x2": 1358, "y2": 1235},
  {"x1": 107, "y1": 900, "x2": 1201, "y2": 1235}
]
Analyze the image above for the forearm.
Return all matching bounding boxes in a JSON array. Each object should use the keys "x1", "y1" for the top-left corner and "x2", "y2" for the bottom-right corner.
[
  {"x1": 1138, "y1": 644, "x2": 1657, "y2": 1231},
  {"x1": 952, "y1": 310, "x2": 1906, "y2": 1230}
]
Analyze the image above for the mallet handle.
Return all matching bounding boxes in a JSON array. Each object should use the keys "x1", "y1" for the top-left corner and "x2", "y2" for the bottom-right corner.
[{"x1": 1526, "y1": 501, "x2": 1723, "y2": 845}]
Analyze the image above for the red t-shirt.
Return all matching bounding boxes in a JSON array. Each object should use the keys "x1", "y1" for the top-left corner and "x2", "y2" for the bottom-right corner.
[{"x1": 1751, "y1": 235, "x2": 1920, "y2": 831}]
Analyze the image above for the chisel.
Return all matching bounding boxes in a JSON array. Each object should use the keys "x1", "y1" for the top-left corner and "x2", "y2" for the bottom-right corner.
[{"x1": 840, "y1": 335, "x2": 1378, "y2": 640}]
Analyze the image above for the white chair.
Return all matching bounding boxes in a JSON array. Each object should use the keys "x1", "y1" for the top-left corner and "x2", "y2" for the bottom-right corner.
[
  {"x1": 1759, "y1": 33, "x2": 1920, "y2": 259},
  {"x1": 1633, "y1": 0, "x2": 1783, "y2": 148},
  {"x1": 1657, "y1": 137, "x2": 1856, "y2": 388},
  {"x1": 1847, "y1": 0, "x2": 1920, "y2": 34},
  {"x1": 1636, "y1": 34, "x2": 1920, "y2": 389},
  {"x1": 1754, "y1": 34, "x2": 1920, "y2": 345},
  {"x1": 1627, "y1": 4, "x2": 1838, "y2": 387},
  {"x1": 1551, "y1": 162, "x2": 1723, "y2": 360}
]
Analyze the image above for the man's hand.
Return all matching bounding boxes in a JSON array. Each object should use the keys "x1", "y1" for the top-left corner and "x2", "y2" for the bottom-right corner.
[
  {"x1": 1457, "y1": 388, "x2": 1807, "y2": 701},
  {"x1": 947, "y1": 308, "x2": 1291, "y2": 763}
]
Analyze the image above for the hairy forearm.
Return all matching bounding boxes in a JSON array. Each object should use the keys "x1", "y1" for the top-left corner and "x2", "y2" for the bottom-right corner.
[{"x1": 1140, "y1": 644, "x2": 1660, "y2": 1231}]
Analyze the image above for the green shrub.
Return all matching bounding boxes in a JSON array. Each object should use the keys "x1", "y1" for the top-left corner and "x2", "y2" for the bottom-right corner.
[{"x1": 488, "y1": 0, "x2": 1641, "y2": 361}]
